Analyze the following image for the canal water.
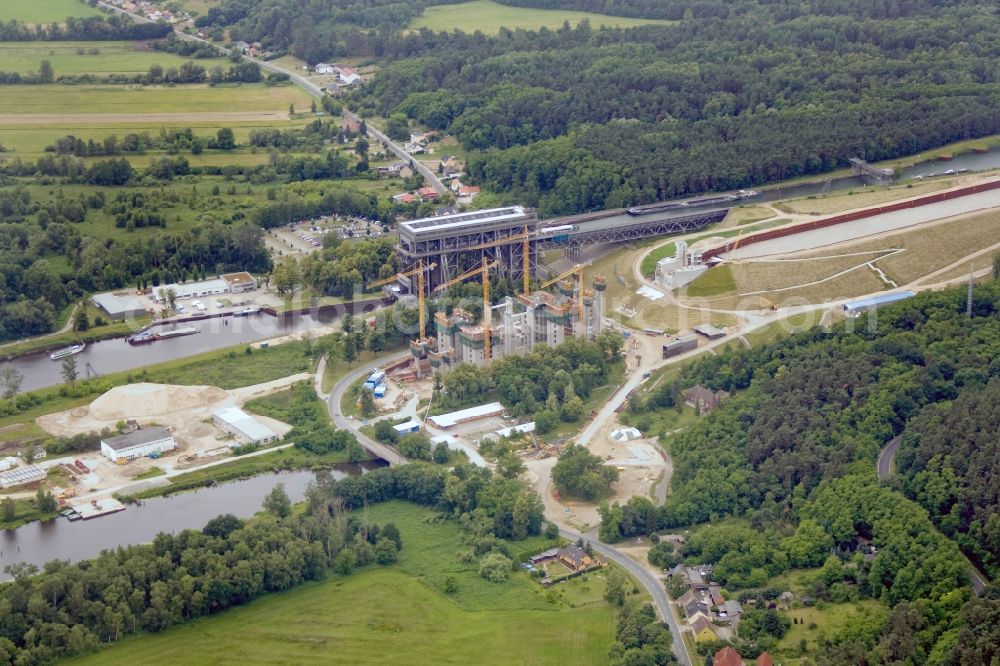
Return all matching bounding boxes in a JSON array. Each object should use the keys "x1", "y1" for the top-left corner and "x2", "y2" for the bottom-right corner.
[
  {"x1": 757, "y1": 148, "x2": 1000, "y2": 203},
  {"x1": 2, "y1": 301, "x2": 380, "y2": 394},
  {"x1": 0, "y1": 464, "x2": 379, "y2": 579}
]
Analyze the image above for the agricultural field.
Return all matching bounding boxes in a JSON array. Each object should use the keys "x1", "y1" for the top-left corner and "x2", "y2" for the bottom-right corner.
[
  {"x1": 0, "y1": 41, "x2": 229, "y2": 75},
  {"x1": 0, "y1": 0, "x2": 101, "y2": 23},
  {"x1": 0, "y1": 83, "x2": 312, "y2": 117},
  {"x1": 0, "y1": 117, "x2": 314, "y2": 162},
  {"x1": 67, "y1": 501, "x2": 617, "y2": 665},
  {"x1": 409, "y1": 0, "x2": 674, "y2": 33}
]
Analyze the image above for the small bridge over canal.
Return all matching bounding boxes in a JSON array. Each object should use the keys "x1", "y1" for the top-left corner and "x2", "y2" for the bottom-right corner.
[{"x1": 849, "y1": 157, "x2": 895, "y2": 183}]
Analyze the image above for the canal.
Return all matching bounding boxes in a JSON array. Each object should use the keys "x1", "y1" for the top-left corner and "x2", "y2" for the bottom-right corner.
[
  {"x1": 2, "y1": 299, "x2": 383, "y2": 394},
  {"x1": 0, "y1": 464, "x2": 379, "y2": 579}
]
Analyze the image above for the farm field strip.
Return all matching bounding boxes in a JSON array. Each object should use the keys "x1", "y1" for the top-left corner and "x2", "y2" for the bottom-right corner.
[
  {"x1": 0, "y1": 41, "x2": 229, "y2": 74},
  {"x1": 409, "y1": 0, "x2": 674, "y2": 33},
  {"x1": 0, "y1": 84, "x2": 313, "y2": 116},
  {"x1": 0, "y1": 0, "x2": 101, "y2": 22}
]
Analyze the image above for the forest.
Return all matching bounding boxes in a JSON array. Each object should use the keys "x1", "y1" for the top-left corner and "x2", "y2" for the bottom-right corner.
[
  {"x1": 613, "y1": 275, "x2": 1000, "y2": 663},
  {"x1": 0, "y1": 187, "x2": 270, "y2": 341}
]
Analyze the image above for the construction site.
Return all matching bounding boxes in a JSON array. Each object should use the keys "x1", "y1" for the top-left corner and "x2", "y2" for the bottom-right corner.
[{"x1": 375, "y1": 201, "x2": 745, "y2": 377}]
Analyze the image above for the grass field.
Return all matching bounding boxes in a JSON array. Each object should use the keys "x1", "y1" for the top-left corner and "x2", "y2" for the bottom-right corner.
[
  {"x1": 776, "y1": 600, "x2": 885, "y2": 665},
  {"x1": 0, "y1": 41, "x2": 229, "y2": 75},
  {"x1": 0, "y1": 117, "x2": 313, "y2": 158},
  {"x1": 410, "y1": 0, "x2": 673, "y2": 33},
  {"x1": 685, "y1": 264, "x2": 736, "y2": 297},
  {"x1": 0, "y1": 0, "x2": 101, "y2": 22},
  {"x1": 776, "y1": 180, "x2": 954, "y2": 216},
  {"x1": 68, "y1": 501, "x2": 616, "y2": 665},
  {"x1": 0, "y1": 83, "x2": 312, "y2": 116}
]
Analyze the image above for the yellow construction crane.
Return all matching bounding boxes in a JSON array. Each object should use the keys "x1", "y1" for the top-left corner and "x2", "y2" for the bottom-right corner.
[
  {"x1": 433, "y1": 258, "x2": 499, "y2": 364},
  {"x1": 367, "y1": 259, "x2": 437, "y2": 341},
  {"x1": 541, "y1": 263, "x2": 588, "y2": 325},
  {"x1": 467, "y1": 226, "x2": 532, "y2": 295}
]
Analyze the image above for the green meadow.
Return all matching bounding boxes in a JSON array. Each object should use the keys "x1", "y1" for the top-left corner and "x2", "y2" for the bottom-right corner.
[
  {"x1": 0, "y1": 83, "x2": 313, "y2": 116},
  {"x1": 0, "y1": 41, "x2": 230, "y2": 75},
  {"x1": 0, "y1": 0, "x2": 101, "y2": 23},
  {"x1": 67, "y1": 501, "x2": 617, "y2": 665},
  {"x1": 410, "y1": 0, "x2": 674, "y2": 33}
]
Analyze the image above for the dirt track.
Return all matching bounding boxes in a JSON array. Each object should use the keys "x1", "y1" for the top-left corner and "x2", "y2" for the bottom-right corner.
[{"x1": 0, "y1": 112, "x2": 288, "y2": 125}]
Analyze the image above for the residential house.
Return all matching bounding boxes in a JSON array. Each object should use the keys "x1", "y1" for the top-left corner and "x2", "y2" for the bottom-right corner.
[
  {"x1": 683, "y1": 385, "x2": 730, "y2": 415},
  {"x1": 677, "y1": 589, "x2": 699, "y2": 609},
  {"x1": 557, "y1": 545, "x2": 594, "y2": 573},
  {"x1": 713, "y1": 646, "x2": 743, "y2": 666},
  {"x1": 457, "y1": 184, "x2": 480, "y2": 202},
  {"x1": 709, "y1": 584, "x2": 726, "y2": 607},
  {"x1": 684, "y1": 599, "x2": 711, "y2": 622},
  {"x1": 439, "y1": 155, "x2": 465, "y2": 178},
  {"x1": 376, "y1": 163, "x2": 404, "y2": 178},
  {"x1": 417, "y1": 186, "x2": 439, "y2": 201},
  {"x1": 233, "y1": 41, "x2": 250, "y2": 54},
  {"x1": 392, "y1": 192, "x2": 419, "y2": 204},
  {"x1": 528, "y1": 548, "x2": 560, "y2": 565},
  {"x1": 315, "y1": 63, "x2": 336, "y2": 75},
  {"x1": 756, "y1": 653, "x2": 774, "y2": 666},
  {"x1": 723, "y1": 599, "x2": 743, "y2": 619},
  {"x1": 693, "y1": 617, "x2": 719, "y2": 643},
  {"x1": 685, "y1": 566, "x2": 711, "y2": 590},
  {"x1": 334, "y1": 65, "x2": 362, "y2": 85}
]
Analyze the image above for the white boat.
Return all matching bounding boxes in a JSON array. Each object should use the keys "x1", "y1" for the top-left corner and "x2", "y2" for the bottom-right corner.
[{"x1": 49, "y1": 342, "x2": 86, "y2": 361}]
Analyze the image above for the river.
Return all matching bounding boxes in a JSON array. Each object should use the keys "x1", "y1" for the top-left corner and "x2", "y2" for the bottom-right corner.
[{"x1": 0, "y1": 464, "x2": 380, "y2": 579}]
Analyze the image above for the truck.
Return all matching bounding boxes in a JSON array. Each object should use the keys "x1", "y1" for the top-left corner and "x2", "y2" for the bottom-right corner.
[{"x1": 363, "y1": 368, "x2": 387, "y2": 391}]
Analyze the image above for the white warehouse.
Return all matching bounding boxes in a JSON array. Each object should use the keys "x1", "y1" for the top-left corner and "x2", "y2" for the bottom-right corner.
[
  {"x1": 213, "y1": 407, "x2": 277, "y2": 444},
  {"x1": 101, "y1": 427, "x2": 177, "y2": 461}
]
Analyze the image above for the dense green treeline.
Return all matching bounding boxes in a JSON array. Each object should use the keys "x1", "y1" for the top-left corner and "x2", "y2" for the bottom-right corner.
[
  {"x1": 344, "y1": 1, "x2": 1000, "y2": 214},
  {"x1": 0, "y1": 187, "x2": 270, "y2": 341},
  {"x1": 0, "y1": 491, "x2": 402, "y2": 664},
  {"x1": 896, "y1": 380, "x2": 1000, "y2": 579},
  {"x1": 612, "y1": 278, "x2": 1000, "y2": 663},
  {"x1": 0, "y1": 15, "x2": 171, "y2": 42},
  {"x1": 0, "y1": 459, "x2": 546, "y2": 664}
]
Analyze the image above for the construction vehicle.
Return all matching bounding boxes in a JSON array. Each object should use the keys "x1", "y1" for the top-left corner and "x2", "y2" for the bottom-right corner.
[
  {"x1": 367, "y1": 259, "x2": 438, "y2": 343},
  {"x1": 467, "y1": 225, "x2": 533, "y2": 295},
  {"x1": 433, "y1": 258, "x2": 499, "y2": 365},
  {"x1": 758, "y1": 295, "x2": 778, "y2": 311}
]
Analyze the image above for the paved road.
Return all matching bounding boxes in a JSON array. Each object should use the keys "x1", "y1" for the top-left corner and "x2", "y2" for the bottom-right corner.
[
  {"x1": 560, "y1": 526, "x2": 691, "y2": 666},
  {"x1": 342, "y1": 108, "x2": 448, "y2": 194},
  {"x1": 876, "y1": 434, "x2": 988, "y2": 594},
  {"x1": 326, "y1": 354, "x2": 408, "y2": 466},
  {"x1": 876, "y1": 435, "x2": 901, "y2": 481}
]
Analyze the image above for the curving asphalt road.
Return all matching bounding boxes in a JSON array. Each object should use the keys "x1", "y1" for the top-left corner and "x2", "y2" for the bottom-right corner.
[
  {"x1": 559, "y1": 526, "x2": 691, "y2": 666},
  {"x1": 876, "y1": 435, "x2": 901, "y2": 481},
  {"x1": 326, "y1": 353, "x2": 409, "y2": 466},
  {"x1": 877, "y1": 434, "x2": 988, "y2": 595}
]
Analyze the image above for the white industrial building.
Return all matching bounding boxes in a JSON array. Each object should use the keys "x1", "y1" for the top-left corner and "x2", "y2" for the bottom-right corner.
[
  {"x1": 0, "y1": 465, "x2": 47, "y2": 489},
  {"x1": 655, "y1": 241, "x2": 708, "y2": 290},
  {"x1": 213, "y1": 407, "x2": 277, "y2": 444},
  {"x1": 427, "y1": 402, "x2": 505, "y2": 429},
  {"x1": 92, "y1": 292, "x2": 148, "y2": 320},
  {"x1": 152, "y1": 272, "x2": 257, "y2": 303},
  {"x1": 100, "y1": 427, "x2": 177, "y2": 461}
]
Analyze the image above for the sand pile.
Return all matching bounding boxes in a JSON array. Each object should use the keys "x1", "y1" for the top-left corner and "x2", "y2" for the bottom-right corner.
[{"x1": 89, "y1": 383, "x2": 227, "y2": 421}]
